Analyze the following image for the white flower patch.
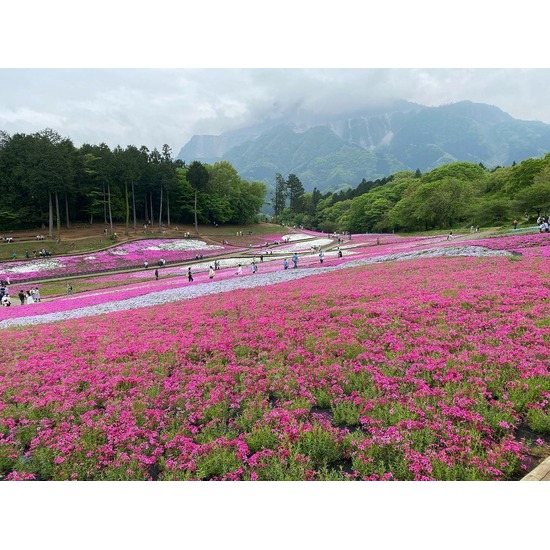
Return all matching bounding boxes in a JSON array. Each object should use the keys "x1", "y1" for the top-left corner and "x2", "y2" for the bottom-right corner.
[
  {"x1": 276, "y1": 238, "x2": 334, "y2": 252},
  {"x1": 282, "y1": 233, "x2": 314, "y2": 242},
  {"x1": 144, "y1": 240, "x2": 223, "y2": 252},
  {"x1": 0, "y1": 259, "x2": 65, "y2": 274},
  {"x1": 110, "y1": 249, "x2": 129, "y2": 256},
  {"x1": 84, "y1": 256, "x2": 97, "y2": 260}
]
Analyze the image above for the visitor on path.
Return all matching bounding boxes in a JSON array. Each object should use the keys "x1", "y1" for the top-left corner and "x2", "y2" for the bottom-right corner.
[
  {"x1": 67, "y1": 284, "x2": 73, "y2": 295},
  {"x1": 188, "y1": 267, "x2": 193, "y2": 282},
  {"x1": 1, "y1": 295, "x2": 10, "y2": 307},
  {"x1": 251, "y1": 262, "x2": 257, "y2": 274},
  {"x1": 209, "y1": 266, "x2": 215, "y2": 279},
  {"x1": 235, "y1": 264, "x2": 242, "y2": 276},
  {"x1": 144, "y1": 261, "x2": 149, "y2": 269},
  {"x1": 447, "y1": 231, "x2": 453, "y2": 240},
  {"x1": 18, "y1": 290, "x2": 25, "y2": 305},
  {"x1": 154, "y1": 268, "x2": 159, "y2": 280},
  {"x1": 292, "y1": 253, "x2": 299, "y2": 268},
  {"x1": 26, "y1": 290, "x2": 35, "y2": 304},
  {"x1": 338, "y1": 249, "x2": 343, "y2": 258},
  {"x1": 33, "y1": 287, "x2": 40, "y2": 302},
  {"x1": 319, "y1": 251, "x2": 325, "y2": 264},
  {"x1": 513, "y1": 219, "x2": 518, "y2": 229},
  {"x1": 283, "y1": 258, "x2": 289, "y2": 270}
]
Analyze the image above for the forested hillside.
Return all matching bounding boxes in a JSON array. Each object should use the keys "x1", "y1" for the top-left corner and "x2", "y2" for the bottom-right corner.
[
  {"x1": 177, "y1": 101, "x2": 550, "y2": 194},
  {"x1": 0, "y1": 130, "x2": 266, "y2": 234},
  {"x1": 272, "y1": 157, "x2": 550, "y2": 233},
  {"x1": 2, "y1": 128, "x2": 549, "y2": 236}
]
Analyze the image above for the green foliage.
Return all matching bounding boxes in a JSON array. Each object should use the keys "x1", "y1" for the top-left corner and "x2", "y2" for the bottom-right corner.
[
  {"x1": 526, "y1": 409, "x2": 550, "y2": 434},
  {"x1": 331, "y1": 400, "x2": 362, "y2": 426},
  {"x1": 245, "y1": 425, "x2": 281, "y2": 453},
  {"x1": 249, "y1": 453, "x2": 308, "y2": 481},
  {"x1": 507, "y1": 376, "x2": 550, "y2": 413},
  {"x1": 0, "y1": 133, "x2": 266, "y2": 230},
  {"x1": 295, "y1": 426, "x2": 342, "y2": 467},
  {"x1": 195, "y1": 445, "x2": 241, "y2": 479}
]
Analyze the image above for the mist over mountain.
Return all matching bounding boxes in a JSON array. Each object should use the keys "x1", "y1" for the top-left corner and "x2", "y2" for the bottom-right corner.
[{"x1": 176, "y1": 100, "x2": 550, "y2": 193}]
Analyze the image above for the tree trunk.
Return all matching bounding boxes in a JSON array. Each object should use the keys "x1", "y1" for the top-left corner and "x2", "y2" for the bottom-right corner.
[
  {"x1": 149, "y1": 193, "x2": 154, "y2": 226},
  {"x1": 167, "y1": 191, "x2": 170, "y2": 226},
  {"x1": 107, "y1": 182, "x2": 113, "y2": 234},
  {"x1": 103, "y1": 182, "x2": 107, "y2": 225},
  {"x1": 159, "y1": 185, "x2": 163, "y2": 229},
  {"x1": 48, "y1": 191, "x2": 54, "y2": 238},
  {"x1": 144, "y1": 195, "x2": 149, "y2": 225},
  {"x1": 125, "y1": 181, "x2": 130, "y2": 235},
  {"x1": 55, "y1": 190, "x2": 61, "y2": 241},
  {"x1": 131, "y1": 181, "x2": 137, "y2": 232},
  {"x1": 194, "y1": 189, "x2": 198, "y2": 234},
  {"x1": 64, "y1": 191, "x2": 71, "y2": 229}
]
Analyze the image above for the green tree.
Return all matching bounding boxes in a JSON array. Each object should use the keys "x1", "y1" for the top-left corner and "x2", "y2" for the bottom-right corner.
[
  {"x1": 274, "y1": 172, "x2": 287, "y2": 222},
  {"x1": 186, "y1": 160, "x2": 210, "y2": 234},
  {"x1": 516, "y1": 164, "x2": 550, "y2": 218},
  {"x1": 287, "y1": 173, "x2": 305, "y2": 215}
]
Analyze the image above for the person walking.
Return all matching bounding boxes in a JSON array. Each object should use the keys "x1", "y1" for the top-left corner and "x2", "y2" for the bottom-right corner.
[
  {"x1": 319, "y1": 251, "x2": 325, "y2": 264},
  {"x1": 292, "y1": 253, "x2": 299, "y2": 268},
  {"x1": 235, "y1": 264, "x2": 242, "y2": 276},
  {"x1": 67, "y1": 284, "x2": 73, "y2": 295},
  {"x1": 251, "y1": 261, "x2": 257, "y2": 274},
  {"x1": 209, "y1": 266, "x2": 215, "y2": 280},
  {"x1": 283, "y1": 258, "x2": 289, "y2": 270},
  {"x1": 18, "y1": 290, "x2": 25, "y2": 305},
  {"x1": 154, "y1": 268, "x2": 159, "y2": 280},
  {"x1": 188, "y1": 267, "x2": 193, "y2": 282}
]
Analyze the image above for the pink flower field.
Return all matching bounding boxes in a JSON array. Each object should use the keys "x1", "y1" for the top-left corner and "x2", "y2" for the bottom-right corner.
[
  {"x1": 0, "y1": 238, "x2": 243, "y2": 284},
  {"x1": 0, "y1": 232, "x2": 549, "y2": 480}
]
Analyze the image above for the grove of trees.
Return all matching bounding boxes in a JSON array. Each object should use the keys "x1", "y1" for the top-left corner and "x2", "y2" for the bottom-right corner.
[
  {"x1": 0, "y1": 129, "x2": 267, "y2": 236},
  {"x1": 273, "y1": 157, "x2": 550, "y2": 233},
  {"x1": 3, "y1": 127, "x2": 549, "y2": 237}
]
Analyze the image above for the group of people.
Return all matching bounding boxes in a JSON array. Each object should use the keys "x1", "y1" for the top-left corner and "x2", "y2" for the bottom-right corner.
[
  {"x1": 1, "y1": 282, "x2": 12, "y2": 306},
  {"x1": 16, "y1": 287, "x2": 41, "y2": 305},
  {"x1": 234, "y1": 262, "x2": 257, "y2": 276},
  {"x1": 537, "y1": 216, "x2": 550, "y2": 232}
]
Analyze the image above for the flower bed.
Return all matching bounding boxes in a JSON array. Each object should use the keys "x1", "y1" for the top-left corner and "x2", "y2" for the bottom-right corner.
[
  {"x1": 0, "y1": 239, "x2": 240, "y2": 283},
  {"x1": 1, "y1": 238, "x2": 549, "y2": 480}
]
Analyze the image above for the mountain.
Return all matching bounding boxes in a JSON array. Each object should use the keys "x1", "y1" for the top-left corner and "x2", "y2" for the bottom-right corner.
[{"x1": 176, "y1": 100, "x2": 550, "y2": 194}]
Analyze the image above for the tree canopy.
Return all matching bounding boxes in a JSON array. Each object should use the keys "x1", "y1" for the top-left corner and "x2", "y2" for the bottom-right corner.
[
  {"x1": 275, "y1": 154, "x2": 550, "y2": 232},
  {"x1": 0, "y1": 130, "x2": 267, "y2": 234}
]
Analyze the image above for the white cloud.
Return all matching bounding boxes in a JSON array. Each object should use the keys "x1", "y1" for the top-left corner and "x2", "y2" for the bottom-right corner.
[{"x1": 1, "y1": 66, "x2": 550, "y2": 152}]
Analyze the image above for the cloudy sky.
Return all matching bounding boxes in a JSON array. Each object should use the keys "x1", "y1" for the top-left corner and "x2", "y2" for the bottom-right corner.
[{"x1": 2, "y1": 2, "x2": 549, "y2": 155}]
